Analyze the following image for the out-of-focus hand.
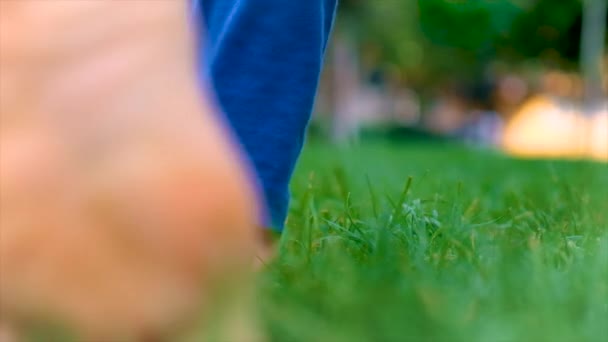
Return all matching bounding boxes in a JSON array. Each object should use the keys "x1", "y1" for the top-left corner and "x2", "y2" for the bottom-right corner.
[{"x1": 0, "y1": 1, "x2": 257, "y2": 340}]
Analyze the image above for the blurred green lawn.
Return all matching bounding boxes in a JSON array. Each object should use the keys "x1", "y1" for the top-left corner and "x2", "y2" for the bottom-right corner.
[{"x1": 257, "y1": 141, "x2": 608, "y2": 342}]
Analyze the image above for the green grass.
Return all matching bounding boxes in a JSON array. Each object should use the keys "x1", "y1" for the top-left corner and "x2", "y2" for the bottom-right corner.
[{"x1": 256, "y1": 141, "x2": 608, "y2": 342}]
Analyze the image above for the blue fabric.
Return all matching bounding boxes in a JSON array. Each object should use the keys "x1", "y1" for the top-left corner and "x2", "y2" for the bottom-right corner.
[{"x1": 194, "y1": 0, "x2": 337, "y2": 231}]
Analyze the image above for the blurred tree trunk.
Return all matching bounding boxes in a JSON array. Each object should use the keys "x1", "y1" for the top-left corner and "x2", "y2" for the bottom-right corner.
[
  {"x1": 580, "y1": 0, "x2": 607, "y2": 112},
  {"x1": 331, "y1": 33, "x2": 361, "y2": 143}
]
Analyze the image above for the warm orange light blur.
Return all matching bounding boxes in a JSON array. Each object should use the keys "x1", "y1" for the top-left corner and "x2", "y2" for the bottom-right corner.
[{"x1": 503, "y1": 95, "x2": 607, "y2": 161}]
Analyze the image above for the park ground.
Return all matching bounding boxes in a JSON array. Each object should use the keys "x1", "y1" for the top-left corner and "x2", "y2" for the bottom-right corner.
[
  {"x1": 23, "y1": 141, "x2": 607, "y2": 342},
  {"x1": 255, "y1": 141, "x2": 607, "y2": 342}
]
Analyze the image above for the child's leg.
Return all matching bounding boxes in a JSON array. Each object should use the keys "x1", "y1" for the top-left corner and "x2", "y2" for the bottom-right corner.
[
  {"x1": 196, "y1": 0, "x2": 338, "y2": 232},
  {"x1": 0, "y1": 1, "x2": 257, "y2": 339}
]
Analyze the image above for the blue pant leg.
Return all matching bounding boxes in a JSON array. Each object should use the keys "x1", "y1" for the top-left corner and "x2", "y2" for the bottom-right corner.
[{"x1": 194, "y1": 0, "x2": 338, "y2": 231}]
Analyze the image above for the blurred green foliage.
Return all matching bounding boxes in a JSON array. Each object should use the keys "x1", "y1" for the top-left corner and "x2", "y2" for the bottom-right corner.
[{"x1": 337, "y1": 0, "x2": 606, "y2": 87}]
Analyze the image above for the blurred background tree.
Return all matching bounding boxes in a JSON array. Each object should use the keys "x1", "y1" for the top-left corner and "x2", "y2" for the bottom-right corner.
[
  {"x1": 335, "y1": 0, "x2": 601, "y2": 86},
  {"x1": 319, "y1": 0, "x2": 606, "y2": 150}
]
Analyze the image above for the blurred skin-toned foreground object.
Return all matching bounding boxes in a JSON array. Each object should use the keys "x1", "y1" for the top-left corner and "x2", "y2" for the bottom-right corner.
[
  {"x1": 0, "y1": 1, "x2": 258, "y2": 340},
  {"x1": 502, "y1": 95, "x2": 608, "y2": 161}
]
